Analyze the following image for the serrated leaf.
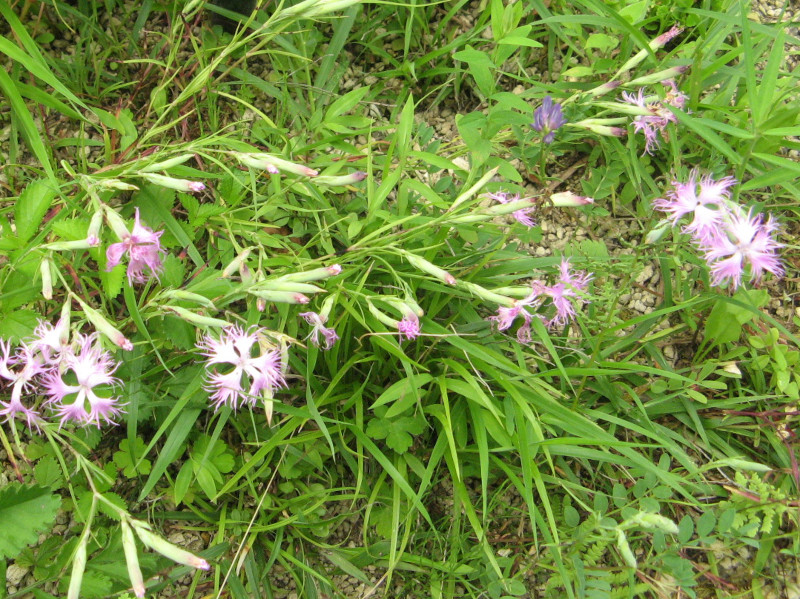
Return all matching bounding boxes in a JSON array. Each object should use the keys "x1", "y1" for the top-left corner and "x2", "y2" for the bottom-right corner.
[
  {"x1": 113, "y1": 437, "x2": 152, "y2": 477},
  {"x1": 0, "y1": 484, "x2": 61, "y2": 559},
  {"x1": 15, "y1": 179, "x2": 58, "y2": 243},
  {"x1": 34, "y1": 456, "x2": 63, "y2": 490}
]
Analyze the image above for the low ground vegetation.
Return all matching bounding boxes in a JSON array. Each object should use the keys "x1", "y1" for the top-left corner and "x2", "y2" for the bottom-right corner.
[{"x1": 0, "y1": 0, "x2": 799, "y2": 597}]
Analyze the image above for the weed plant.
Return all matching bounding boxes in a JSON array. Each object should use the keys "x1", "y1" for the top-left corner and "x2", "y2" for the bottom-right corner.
[{"x1": 0, "y1": 0, "x2": 798, "y2": 597}]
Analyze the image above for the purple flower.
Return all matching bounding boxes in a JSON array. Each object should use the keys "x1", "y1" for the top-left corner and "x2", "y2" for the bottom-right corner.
[
  {"x1": 532, "y1": 96, "x2": 567, "y2": 144},
  {"x1": 198, "y1": 326, "x2": 285, "y2": 411},
  {"x1": 299, "y1": 311, "x2": 339, "y2": 350},
  {"x1": 487, "y1": 192, "x2": 537, "y2": 227},
  {"x1": 0, "y1": 340, "x2": 43, "y2": 428},
  {"x1": 654, "y1": 172, "x2": 737, "y2": 244},
  {"x1": 42, "y1": 333, "x2": 122, "y2": 428},
  {"x1": 397, "y1": 313, "x2": 421, "y2": 342},
  {"x1": 544, "y1": 259, "x2": 592, "y2": 328},
  {"x1": 701, "y1": 210, "x2": 783, "y2": 289},
  {"x1": 106, "y1": 208, "x2": 166, "y2": 284}
]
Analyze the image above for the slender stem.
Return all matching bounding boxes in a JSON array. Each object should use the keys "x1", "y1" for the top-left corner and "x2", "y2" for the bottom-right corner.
[{"x1": 0, "y1": 424, "x2": 24, "y2": 482}]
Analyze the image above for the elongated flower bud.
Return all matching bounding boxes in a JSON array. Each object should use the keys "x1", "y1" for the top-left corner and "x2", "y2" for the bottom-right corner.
[
  {"x1": 571, "y1": 119, "x2": 627, "y2": 136},
  {"x1": 162, "y1": 306, "x2": 231, "y2": 328},
  {"x1": 628, "y1": 65, "x2": 689, "y2": 87},
  {"x1": 252, "y1": 280, "x2": 325, "y2": 294},
  {"x1": 121, "y1": 519, "x2": 145, "y2": 598},
  {"x1": 221, "y1": 248, "x2": 252, "y2": 278},
  {"x1": 627, "y1": 512, "x2": 679, "y2": 534},
  {"x1": 130, "y1": 520, "x2": 210, "y2": 570},
  {"x1": 318, "y1": 294, "x2": 336, "y2": 321},
  {"x1": 400, "y1": 251, "x2": 456, "y2": 285},
  {"x1": 645, "y1": 218, "x2": 672, "y2": 244},
  {"x1": 67, "y1": 534, "x2": 88, "y2": 599},
  {"x1": 275, "y1": 264, "x2": 342, "y2": 283},
  {"x1": 550, "y1": 191, "x2": 594, "y2": 207},
  {"x1": 140, "y1": 173, "x2": 205, "y2": 193},
  {"x1": 87, "y1": 209, "x2": 103, "y2": 247},
  {"x1": 235, "y1": 152, "x2": 318, "y2": 177},
  {"x1": 95, "y1": 178, "x2": 139, "y2": 191},
  {"x1": 367, "y1": 301, "x2": 400, "y2": 328},
  {"x1": 103, "y1": 204, "x2": 133, "y2": 240},
  {"x1": 248, "y1": 289, "x2": 310, "y2": 304},
  {"x1": 313, "y1": 172, "x2": 367, "y2": 186},
  {"x1": 42, "y1": 239, "x2": 95, "y2": 251},
  {"x1": 58, "y1": 301, "x2": 72, "y2": 345},
  {"x1": 616, "y1": 529, "x2": 637, "y2": 568},
  {"x1": 159, "y1": 289, "x2": 217, "y2": 309},
  {"x1": 484, "y1": 197, "x2": 537, "y2": 216},
  {"x1": 459, "y1": 281, "x2": 516, "y2": 307},
  {"x1": 139, "y1": 153, "x2": 195, "y2": 173},
  {"x1": 618, "y1": 26, "x2": 682, "y2": 74},
  {"x1": 72, "y1": 295, "x2": 133, "y2": 350},
  {"x1": 41, "y1": 257, "x2": 53, "y2": 300},
  {"x1": 448, "y1": 167, "x2": 499, "y2": 212},
  {"x1": 586, "y1": 80, "x2": 621, "y2": 97}
]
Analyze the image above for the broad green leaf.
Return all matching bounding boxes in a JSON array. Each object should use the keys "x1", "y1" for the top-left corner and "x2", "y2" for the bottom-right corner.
[
  {"x1": 0, "y1": 484, "x2": 61, "y2": 559},
  {"x1": 14, "y1": 179, "x2": 57, "y2": 244}
]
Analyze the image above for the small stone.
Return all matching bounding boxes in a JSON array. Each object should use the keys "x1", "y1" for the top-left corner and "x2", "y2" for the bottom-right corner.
[{"x1": 7, "y1": 564, "x2": 29, "y2": 585}]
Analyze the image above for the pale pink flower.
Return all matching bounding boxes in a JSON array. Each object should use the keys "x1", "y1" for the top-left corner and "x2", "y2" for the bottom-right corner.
[
  {"x1": 30, "y1": 318, "x2": 70, "y2": 366},
  {"x1": 42, "y1": 333, "x2": 122, "y2": 428},
  {"x1": 488, "y1": 282, "x2": 546, "y2": 343},
  {"x1": 0, "y1": 340, "x2": 43, "y2": 428},
  {"x1": 299, "y1": 312, "x2": 339, "y2": 350},
  {"x1": 198, "y1": 326, "x2": 285, "y2": 411},
  {"x1": 701, "y1": 210, "x2": 783, "y2": 289},
  {"x1": 654, "y1": 172, "x2": 737, "y2": 244},
  {"x1": 106, "y1": 208, "x2": 166, "y2": 284},
  {"x1": 544, "y1": 259, "x2": 592, "y2": 328},
  {"x1": 622, "y1": 87, "x2": 683, "y2": 154}
]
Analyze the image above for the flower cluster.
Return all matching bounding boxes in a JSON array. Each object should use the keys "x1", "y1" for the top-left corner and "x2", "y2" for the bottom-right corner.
[
  {"x1": 622, "y1": 79, "x2": 688, "y2": 154},
  {"x1": 197, "y1": 326, "x2": 286, "y2": 412},
  {"x1": 488, "y1": 259, "x2": 592, "y2": 343},
  {"x1": 654, "y1": 172, "x2": 783, "y2": 288},
  {"x1": 0, "y1": 319, "x2": 123, "y2": 429}
]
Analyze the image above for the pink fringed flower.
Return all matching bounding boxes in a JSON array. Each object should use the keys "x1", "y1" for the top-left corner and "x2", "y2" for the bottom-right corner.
[
  {"x1": 42, "y1": 333, "x2": 122, "y2": 428},
  {"x1": 106, "y1": 208, "x2": 166, "y2": 284},
  {"x1": 654, "y1": 172, "x2": 737, "y2": 244},
  {"x1": 488, "y1": 261, "x2": 591, "y2": 341},
  {"x1": 299, "y1": 312, "x2": 339, "y2": 350},
  {"x1": 622, "y1": 82, "x2": 687, "y2": 154},
  {"x1": 198, "y1": 326, "x2": 285, "y2": 411},
  {"x1": 700, "y1": 210, "x2": 783, "y2": 289},
  {"x1": 544, "y1": 259, "x2": 592, "y2": 328},
  {"x1": 0, "y1": 340, "x2": 43, "y2": 428},
  {"x1": 397, "y1": 313, "x2": 421, "y2": 342}
]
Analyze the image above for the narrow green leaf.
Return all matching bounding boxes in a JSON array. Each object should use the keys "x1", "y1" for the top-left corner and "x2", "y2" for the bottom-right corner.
[{"x1": 0, "y1": 68, "x2": 56, "y2": 186}]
